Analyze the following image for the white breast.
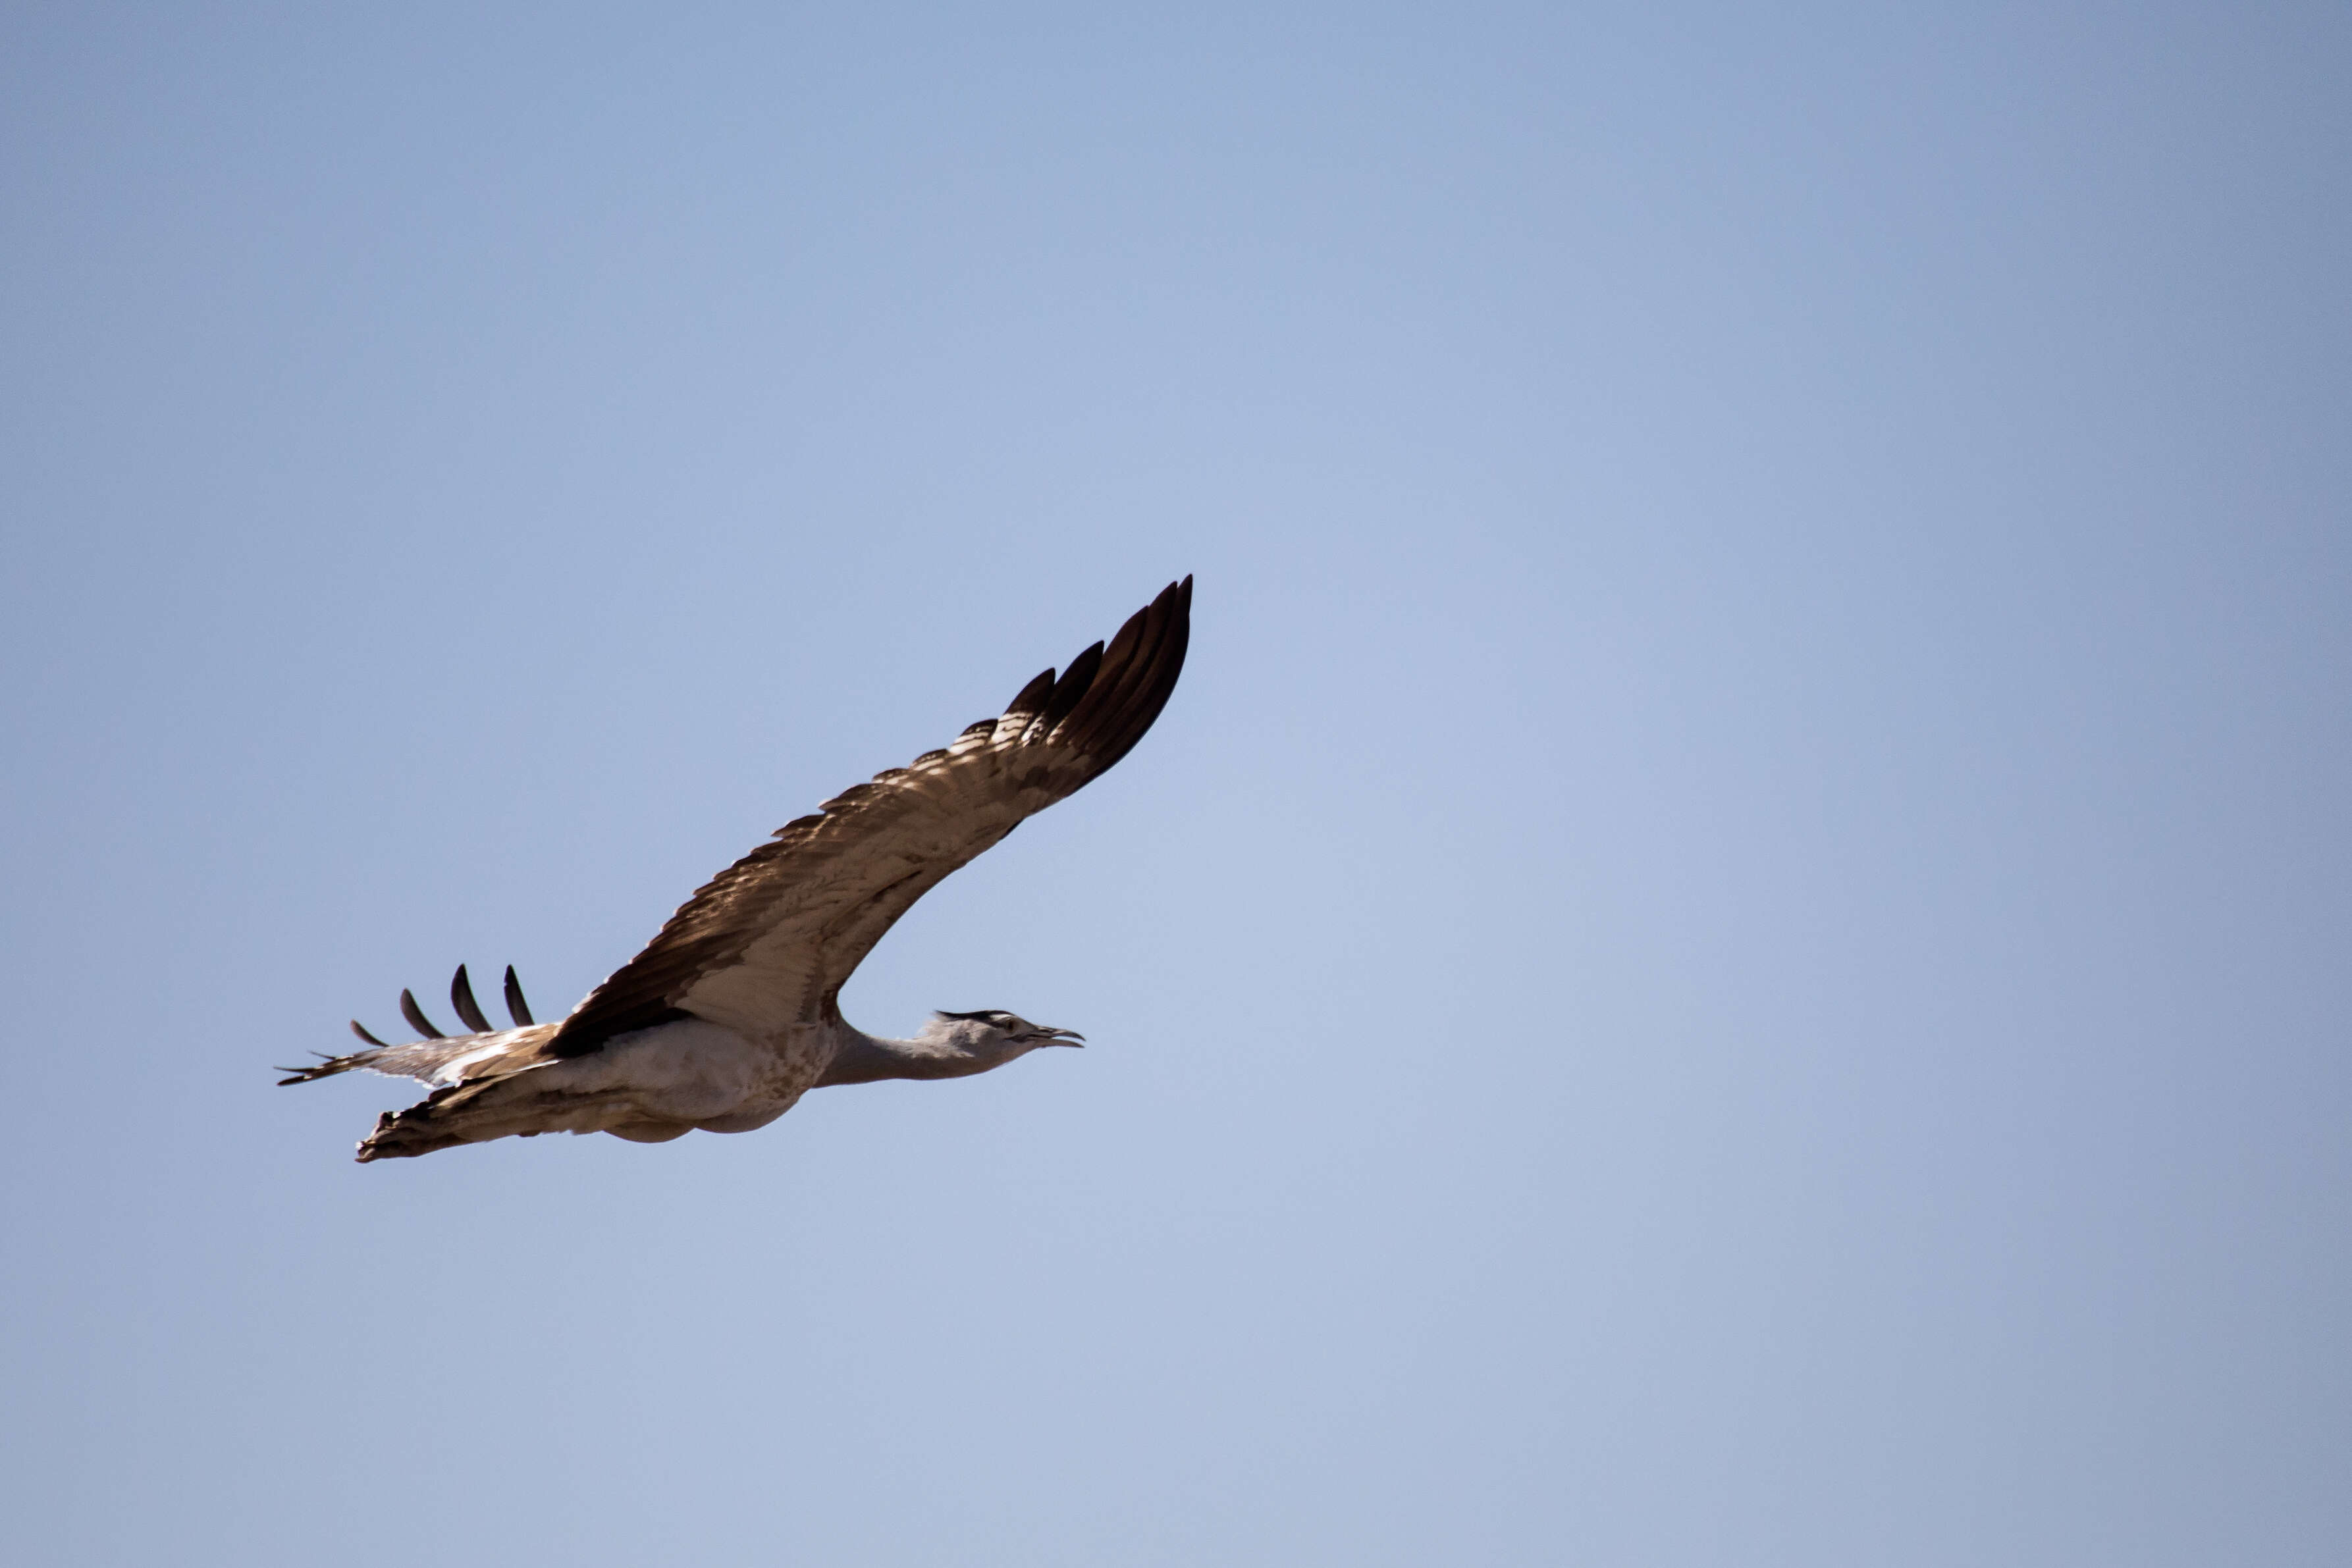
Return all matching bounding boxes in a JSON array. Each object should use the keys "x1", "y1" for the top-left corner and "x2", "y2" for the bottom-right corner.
[{"x1": 545, "y1": 1016, "x2": 772, "y2": 1124}]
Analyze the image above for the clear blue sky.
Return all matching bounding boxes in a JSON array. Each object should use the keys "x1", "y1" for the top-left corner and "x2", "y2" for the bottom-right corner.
[{"x1": 4, "y1": 5, "x2": 2346, "y2": 1563}]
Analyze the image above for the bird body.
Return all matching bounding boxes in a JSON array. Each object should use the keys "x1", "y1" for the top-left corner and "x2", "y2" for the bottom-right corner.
[{"x1": 283, "y1": 577, "x2": 1189, "y2": 1163}]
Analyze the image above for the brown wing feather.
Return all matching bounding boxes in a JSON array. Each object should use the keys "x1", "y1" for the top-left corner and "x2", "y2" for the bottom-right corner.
[{"x1": 548, "y1": 576, "x2": 1192, "y2": 1056}]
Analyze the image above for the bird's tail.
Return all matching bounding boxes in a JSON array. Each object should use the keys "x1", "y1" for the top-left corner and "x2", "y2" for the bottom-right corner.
[{"x1": 353, "y1": 1068, "x2": 641, "y2": 1162}]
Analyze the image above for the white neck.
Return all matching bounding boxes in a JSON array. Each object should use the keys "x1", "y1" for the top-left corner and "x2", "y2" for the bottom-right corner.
[{"x1": 815, "y1": 1018, "x2": 1026, "y2": 1087}]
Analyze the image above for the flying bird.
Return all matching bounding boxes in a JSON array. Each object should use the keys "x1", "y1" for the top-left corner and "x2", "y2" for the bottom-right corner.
[{"x1": 282, "y1": 576, "x2": 1192, "y2": 1163}]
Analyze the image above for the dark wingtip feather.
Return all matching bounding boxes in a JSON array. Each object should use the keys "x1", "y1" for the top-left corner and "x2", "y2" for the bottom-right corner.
[
  {"x1": 398, "y1": 989, "x2": 447, "y2": 1040},
  {"x1": 1006, "y1": 666, "x2": 1057, "y2": 718},
  {"x1": 1040, "y1": 641, "x2": 1105, "y2": 730},
  {"x1": 450, "y1": 964, "x2": 493, "y2": 1034},
  {"x1": 1049, "y1": 575, "x2": 1191, "y2": 772},
  {"x1": 503, "y1": 965, "x2": 534, "y2": 1026},
  {"x1": 350, "y1": 1019, "x2": 392, "y2": 1049}
]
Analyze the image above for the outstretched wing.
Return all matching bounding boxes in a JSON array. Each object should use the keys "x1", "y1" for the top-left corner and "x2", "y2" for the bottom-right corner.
[{"x1": 547, "y1": 576, "x2": 1192, "y2": 1056}]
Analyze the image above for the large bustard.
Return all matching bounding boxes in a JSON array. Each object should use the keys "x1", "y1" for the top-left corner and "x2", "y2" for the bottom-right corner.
[{"x1": 282, "y1": 577, "x2": 1192, "y2": 1163}]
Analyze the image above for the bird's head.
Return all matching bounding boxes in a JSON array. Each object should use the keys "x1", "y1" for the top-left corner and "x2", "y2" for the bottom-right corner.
[{"x1": 927, "y1": 1008, "x2": 1086, "y2": 1068}]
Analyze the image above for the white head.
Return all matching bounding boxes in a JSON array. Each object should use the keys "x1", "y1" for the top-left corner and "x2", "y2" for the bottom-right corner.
[{"x1": 928, "y1": 1008, "x2": 1086, "y2": 1068}]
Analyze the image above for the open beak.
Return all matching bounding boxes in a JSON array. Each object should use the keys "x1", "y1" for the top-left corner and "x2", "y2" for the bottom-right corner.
[{"x1": 1030, "y1": 1026, "x2": 1086, "y2": 1047}]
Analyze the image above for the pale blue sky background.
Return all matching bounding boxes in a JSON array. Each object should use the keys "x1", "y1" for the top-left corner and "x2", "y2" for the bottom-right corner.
[{"x1": 3, "y1": 4, "x2": 2347, "y2": 1564}]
